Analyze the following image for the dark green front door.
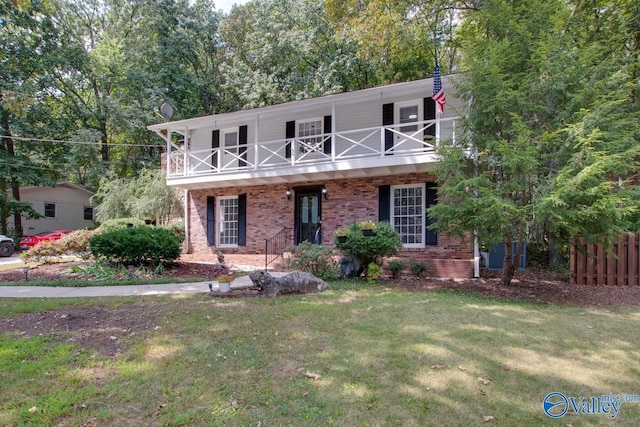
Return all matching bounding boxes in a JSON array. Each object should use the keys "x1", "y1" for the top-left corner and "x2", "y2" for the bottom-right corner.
[{"x1": 295, "y1": 189, "x2": 322, "y2": 244}]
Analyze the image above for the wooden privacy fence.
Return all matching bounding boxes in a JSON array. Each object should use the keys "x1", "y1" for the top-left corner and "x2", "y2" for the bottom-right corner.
[{"x1": 570, "y1": 233, "x2": 640, "y2": 286}]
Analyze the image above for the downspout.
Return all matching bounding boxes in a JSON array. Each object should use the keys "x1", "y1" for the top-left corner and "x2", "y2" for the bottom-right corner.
[
  {"x1": 473, "y1": 138, "x2": 480, "y2": 278},
  {"x1": 183, "y1": 189, "x2": 189, "y2": 254}
]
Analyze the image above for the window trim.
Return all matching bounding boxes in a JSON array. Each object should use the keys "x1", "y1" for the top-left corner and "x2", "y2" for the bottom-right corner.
[
  {"x1": 395, "y1": 100, "x2": 423, "y2": 127},
  {"x1": 221, "y1": 127, "x2": 239, "y2": 149},
  {"x1": 217, "y1": 195, "x2": 239, "y2": 248},
  {"x1": 44, "y1": 202, "x2": 56, "y2": 218},
  {"x1": 391, "y1": 183, "x2": 425, "y2": 248},
  {"x1": 83, "y1": 206, "x2": 94, "y2": 221},
  {"x1": 296, "y1": 117, "x2": 324, "y2": 153}
]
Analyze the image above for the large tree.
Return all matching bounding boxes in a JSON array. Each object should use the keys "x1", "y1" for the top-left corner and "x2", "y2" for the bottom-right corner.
[
  {"x1": 429, "y1": 0, "x2": 569, "y2": 286},
  {"x1": 0, "y1": 0, "x2": 64, "y2": 237},
  {"x1": 538, "y1": 0, "x2": 640, "y2": 247},
  {"x1": 218, "y1": 0, "x2": 374, "y2": 110},
  {"x1": 325, "y1": 0, "x2": 472, "y2": 80},
  {"x1": 430, "y1": 0, "x2": 640, "y2": 285}
]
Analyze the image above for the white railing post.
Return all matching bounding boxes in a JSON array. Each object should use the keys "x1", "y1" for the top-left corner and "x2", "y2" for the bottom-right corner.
[
  {"x1": 254, "y1": 114, "x2": 259, "y2": 170},
  {"x1": 331, "y1": 101, "x2": 336, "y2": 161}
]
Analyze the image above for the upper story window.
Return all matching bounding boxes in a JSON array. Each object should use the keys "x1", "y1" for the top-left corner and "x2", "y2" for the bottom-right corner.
[
  {"x1": 44, "y1": 202, "x2": 56, "y2": 218},
  {"x1": 297, "y1": 118, "x2": 323, "y2": 153},
  {"x1": 396, "y1": 101, "x2": 422, "y2": 134},
  {"x1": 223, "y1": 128, "x2": 238, "y2": 152}
]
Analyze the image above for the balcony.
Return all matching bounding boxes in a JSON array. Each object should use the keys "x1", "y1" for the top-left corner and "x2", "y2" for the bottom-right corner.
[{"x1": 164, "y1": 117, "x2": 459, "y2": 189}]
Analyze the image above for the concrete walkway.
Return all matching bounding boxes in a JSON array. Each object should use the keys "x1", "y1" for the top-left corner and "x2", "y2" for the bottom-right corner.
[{"x1": 0, "y1": 275, "x2": 258, "y2": 298}]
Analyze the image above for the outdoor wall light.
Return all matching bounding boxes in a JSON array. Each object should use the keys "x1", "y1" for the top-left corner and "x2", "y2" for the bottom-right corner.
[
  {"x1": 286, "y1": 187, "x2": 292, "y2": 200},
  {"x1": 322, "y1": 186, "x2": 328, "y2": 200}
]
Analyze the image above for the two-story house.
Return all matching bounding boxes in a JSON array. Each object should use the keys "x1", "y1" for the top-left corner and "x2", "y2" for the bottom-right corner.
[{"x1": 149, "y1": 76, "x2": 475, "y2": 278}]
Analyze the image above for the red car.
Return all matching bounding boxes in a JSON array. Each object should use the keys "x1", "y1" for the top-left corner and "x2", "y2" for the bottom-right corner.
[{"x1": 19, "y1": 230, "x2": 73, "y2": 250}]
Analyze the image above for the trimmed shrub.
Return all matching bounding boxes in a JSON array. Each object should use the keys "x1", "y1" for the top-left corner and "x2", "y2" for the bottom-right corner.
[
  {"x1": 387, "y1": 259, "x2": 407, "y2": 279},
  {"x1": 410, "y1": 261, "x2": 430, "y2": 278},
  {"x1": 162, "y1": 220, "x2": 185, "y2": 240},
  {"x1": 286, "y1": 241, "x2": 338, "y2": 281},
  {"x1": 96, "y1": 218, "x2": 147, "y2": 233},
  {"x1": 89, "y1": 226, "x2": 182, "y2": 266},
  {"x1": 334, "y1": 221, "x2": 403, "y2": 269}
]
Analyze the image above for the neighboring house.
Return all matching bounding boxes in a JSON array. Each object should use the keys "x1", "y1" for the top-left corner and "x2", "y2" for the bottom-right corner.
[
  {"x1": 14, "y1": 183, "x2": 95, "y2": 234},
  {"x1": 148, "y1": 76, "x2": 476, "y2": 278}
]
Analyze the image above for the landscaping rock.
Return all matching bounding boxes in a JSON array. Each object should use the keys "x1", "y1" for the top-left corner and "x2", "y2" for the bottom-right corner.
[{"x1": 249, "y1": 270, "x2": 330, "y2": 297}]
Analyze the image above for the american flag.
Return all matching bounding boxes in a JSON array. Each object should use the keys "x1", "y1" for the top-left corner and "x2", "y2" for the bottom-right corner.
[{"x1": 432, "y1": 65, "x2": 446, "y2": 114}]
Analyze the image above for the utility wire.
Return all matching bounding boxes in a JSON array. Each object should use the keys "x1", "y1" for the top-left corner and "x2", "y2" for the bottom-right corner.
[{"x1": 0, "y1": 134, "x2": 164, "y2": 148}]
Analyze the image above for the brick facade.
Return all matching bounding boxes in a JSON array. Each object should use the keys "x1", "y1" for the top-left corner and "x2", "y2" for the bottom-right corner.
[{"x1": 185, "y1": 172, "x2": 474, "y2": 279}]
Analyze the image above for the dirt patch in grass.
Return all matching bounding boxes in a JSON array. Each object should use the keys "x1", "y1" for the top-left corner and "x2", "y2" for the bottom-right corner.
[{"x1": 0, "y1": 304, "x2": 167, "y2": 358}]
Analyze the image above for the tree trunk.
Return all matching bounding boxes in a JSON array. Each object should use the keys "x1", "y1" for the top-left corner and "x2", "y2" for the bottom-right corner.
[
  {"x1": 501, "y1": 240, "x2": 516, "y2": 286},
  {"x1": 11, "y1": 177, "x2": 22, "y2": 238},
  {"x1": 0, "y1": 100, "x2": 14, "y2": 235},
  {"x1": 501, "y1": 224, "x2": 526, "y2": 287}
]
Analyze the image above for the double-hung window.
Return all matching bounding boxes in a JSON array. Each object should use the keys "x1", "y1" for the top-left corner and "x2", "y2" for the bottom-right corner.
[
  {"x1": 218, "y1": 196, "x2": 239, "y2": 247},
  {"x1": 44, "y1": 202, "x2": 56, "y2": 218},
  {"x1": 83, "y1": 206, "x2": 94, "y2": 221},
  {"x1": 297, "y1": 118, "x2": 323, "y2": 154}
]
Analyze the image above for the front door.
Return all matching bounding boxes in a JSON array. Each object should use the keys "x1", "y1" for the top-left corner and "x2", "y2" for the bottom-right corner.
[{"x1": 295, "y1": 189, "x2": 322, "y2": 244}]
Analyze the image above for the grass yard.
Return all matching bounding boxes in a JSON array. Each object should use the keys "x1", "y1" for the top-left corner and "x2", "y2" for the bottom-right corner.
[{"x1": 1, "y1": 284, "x2": 639, "y2": 426}]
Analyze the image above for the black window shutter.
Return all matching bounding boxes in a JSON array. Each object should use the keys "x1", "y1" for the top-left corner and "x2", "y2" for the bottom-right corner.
[
  {"x1": 323, "y1": 115, "x2": 332, "y2": 154},
  {"x1": 239, "y1": 125, "x2": 248, "y2": 167},
  {"x1": 424, "y1": 97, "x2": 436, "y2": 138},
  {"x1": 378, "y1": 185, "x2": 391, "y2": 223},
  {"x1": 207, "y1": 196, "x2": 215, "y2": 246},
  {"x1": 285, "y1": 121, "x2": 295, "y2": 159},
  {"x1": 238, "y1": 194, "x2": 247, "y2": 246},
  {"x1": 212, "y1": 130, "x2": 220, "y2": 169},
  {"x1": 382, "y1": 103, "x2": 394, "y2": 154},
  {"x1": 426, "y1": 182, "x2": 438, "y2": 245}
]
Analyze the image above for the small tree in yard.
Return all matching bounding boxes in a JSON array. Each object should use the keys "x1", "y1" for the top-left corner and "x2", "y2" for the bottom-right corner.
[{"x1": 334, "y1": 221, "x2": 402, "y2": 277}]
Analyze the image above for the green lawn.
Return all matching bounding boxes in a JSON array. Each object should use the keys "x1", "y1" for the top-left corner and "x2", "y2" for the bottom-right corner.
[{"x1": 1, "y1": 285, "x2": 639, "y2": 426}]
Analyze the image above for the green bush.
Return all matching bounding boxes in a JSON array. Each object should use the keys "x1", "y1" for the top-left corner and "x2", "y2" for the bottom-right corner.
[
  {"x1": 162, "y1": 220, "x2": 185, "y2": 240},
  {"x1": 387, "y1": 259, "x2": 407, "y2": 279},
  {"x1": 334, "y1": 221, "x2": 403, "y2": 268},
  {"x1": 367, "y1": 262, "x2": 383, "y2": 284},
  {"x1": 410, "y1": 261, "x2": 430, "y2": 278},
  {"x1": 96, "y1": 218, "x2": 147, "y2": 233},
  {"x1": 89, "y1": 226, "x2": 182, "y2": 266},
  {"x1": 286, "y1": 241, "x2": 337, "y2": 281}
]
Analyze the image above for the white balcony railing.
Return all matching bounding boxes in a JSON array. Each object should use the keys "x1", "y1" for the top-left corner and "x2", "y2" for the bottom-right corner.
[{"x1": 167, "y1": 117, "x2": 458, "y2": 178}]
